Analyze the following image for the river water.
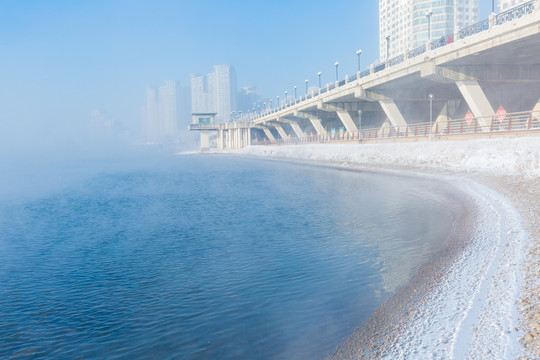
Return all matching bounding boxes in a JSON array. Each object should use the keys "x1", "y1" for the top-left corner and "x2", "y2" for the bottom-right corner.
[{"x1": 0, "y1": 155, "x2": 467, "y2": 359}]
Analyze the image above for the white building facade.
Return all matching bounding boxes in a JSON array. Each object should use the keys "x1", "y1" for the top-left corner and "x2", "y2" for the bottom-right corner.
[
  {"x1": 190, "y1": 65, "x2": 236, "y2": 123},
  {"x1": 379, "y1": 0, "x2": 479, "y2": 59}
]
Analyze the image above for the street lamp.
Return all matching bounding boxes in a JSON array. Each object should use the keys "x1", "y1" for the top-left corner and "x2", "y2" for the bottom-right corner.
[
  {"x1": 284, "y1": 91, "x2": 288, "y2": 104},
  {"x1": 334, "y1": 61, "x2": 339, "y2": 82},
  {"x1": 277, "y1": 95, "x2": 280, "y2": 107},
  {"x1": 294, "y1": 86, "x2": 297, "y2": 100},
  {"x1": 356, "y1": 49, "x2": 362, "y2": 72},
  {"x1": 385, "y1": 35, "x2": 390, "y2": 60},
  {"x1": 425, "y1": 9, "x2": 432, "y2": 42},
  {"x1": 269, "y1": 98, "x2": 273, "y2": 109},
  {"x1": 317, "y1": 72, "x2": 322, "y2": 88},
  {"x1": 428, "y1": 93, "x2": 433, "y2": 139},
  {"x1": 305, "y1": 79, "x2": 309, "y2": 95}
]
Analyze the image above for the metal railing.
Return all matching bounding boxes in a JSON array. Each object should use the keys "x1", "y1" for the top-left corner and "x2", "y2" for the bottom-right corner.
[
  {"x1": 388, "y1": 54, "x2": 404, "y2": 67},
  {"x1": 253, "y1": 110, "x2": 540, "y2": 146},
  {"x1": 407, "y1": 44, "x2": 427, "y2": 59},
  {"x1": 458, "y1": 18, "x2": 490, "y2": 40},
  {"x1": 496, "y1": 0, "x2": 535, "y2": 25}
]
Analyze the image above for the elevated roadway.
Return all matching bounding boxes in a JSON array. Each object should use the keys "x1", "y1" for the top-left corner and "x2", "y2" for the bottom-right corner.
[{"x1": 190, "y1": 1, "x2": 540, "y2": 149}]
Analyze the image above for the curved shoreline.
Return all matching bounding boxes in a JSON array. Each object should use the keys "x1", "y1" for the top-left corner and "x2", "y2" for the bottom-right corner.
[{"x1": 226, "y1": 137, "x2": 539, "y2": 359}]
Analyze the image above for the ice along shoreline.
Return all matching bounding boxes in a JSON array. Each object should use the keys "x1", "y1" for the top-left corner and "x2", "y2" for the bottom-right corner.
[{"x1": 224, "y1": 136, "x2": 539, "y2": 359}]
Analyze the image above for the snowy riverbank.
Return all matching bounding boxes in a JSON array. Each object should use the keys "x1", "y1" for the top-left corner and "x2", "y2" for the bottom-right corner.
[{"x1": 227, "y1": 136, "x2": 540, "y2": 359}]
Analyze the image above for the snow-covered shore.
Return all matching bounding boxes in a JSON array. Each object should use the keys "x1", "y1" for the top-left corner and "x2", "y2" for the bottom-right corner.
[{"x1": 228, "y1": 136, "x2": 540, "y2": 359}]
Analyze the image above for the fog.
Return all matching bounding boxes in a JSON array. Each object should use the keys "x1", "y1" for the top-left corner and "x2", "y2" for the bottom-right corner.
[{"x1": 0, "y1": 0, "x2": 499, "y2": 200}]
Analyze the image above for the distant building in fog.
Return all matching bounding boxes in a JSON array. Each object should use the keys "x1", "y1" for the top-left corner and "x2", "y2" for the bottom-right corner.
[
  {"x1": 237, "y1": 86, "x2": 261, "y2": 113},
  {"x1": 142, "y1": 80, "x2": 192, "y2": 142},
  {"x1": 379, "y1": 0, "x2": 479, "y2": 59},
  {"x1": 190, "y1": 65, "x2": 236, "y2": 123}
]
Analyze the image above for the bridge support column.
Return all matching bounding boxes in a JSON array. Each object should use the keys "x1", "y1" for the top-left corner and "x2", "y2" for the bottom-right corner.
[
  {"x1": 456, "y1": 80, "x2": 493, "y2": 129},
  {"x1": 227, "y1": 130, "x2": 233, "y2": 149},
  {"x1": 308, "y1": 116, "x2": 328, "y2": 135},
  {"x1": 274, "y1": 124, "x2": 289, "y2": 140},
  {"x1": 200, "y1": 132, "x2": 210, "y2": 151},
  {"x1": 288, "y1": 121, "x2": 306, "y2": 138},
  {"x1": 217, "y1": 130, "x2": 224, "y2": 150},
  {"x1": 378, "y1": 99, "x2": 409, "y2": 130},
  {"x1": 262, "y1": 128, "x2": 276, "y2": 143},
  {"x1": 433, "y1": 103, "x2": 448, "y2": 133},
  {"x1": 232, "y1": 129, "x2": 238, "y2": 149},
  {"x1": 336, "y1": 111, "x2": 359, "y2": 133},
  {"x1": 532, "y1": 97, "x2": 540, "y2": 112},
  {"x1": 377, "y1": 119, "x2": 392, "y2": 137}
]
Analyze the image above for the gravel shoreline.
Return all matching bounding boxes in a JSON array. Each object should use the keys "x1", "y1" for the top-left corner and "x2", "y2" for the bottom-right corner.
[
  {"x1": 229, "y1": 137, "x2": 539, "y2": 359},
  {"x1": 471, "y1": 175, "x2": 540, "y2": 359},
  {"x1": 325, "y1": 175, "x2": 475, "y2": 359}
]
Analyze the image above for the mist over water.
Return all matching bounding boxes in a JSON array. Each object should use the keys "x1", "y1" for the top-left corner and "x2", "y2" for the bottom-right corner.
[{"x1": 0, "y1": 155, "x2": 467, "y2": 359}]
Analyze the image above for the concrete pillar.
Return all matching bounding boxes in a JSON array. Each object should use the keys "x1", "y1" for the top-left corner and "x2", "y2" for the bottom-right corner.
[
  {"x1": 377, "y1": 119, "x2": 392, "y2": 137},
  {"x1": 288, "y1": 121, "x2": 306, "y2": 138},
  {"x1": 227, "y1": 130, "x2": 232, "y2": 149},
  {"x1": 336, "y1": 110, "x2": 359, "y2": 133},
  {"x1": 456, "y1": 80, "x2": 494, "y2": 128},
  {"x1": 263, "y1": 128, "x2": 276, "y2": 143},
  {"x1": 532, "y1": 97, "x2": 540, "y2": 112},
  {"x1": 216, "y1": 130, "x2": 224, "y2": 150},
  {"x1": 200, "y1": 132, "x2": 210, "y2": 151},
  {"x1": 433, "y1": 102, "x2": 449, "y2": 133},
  {"x1": 274, "y1": 124, "x2": 289, "y2": 140},
  {"x1": 308, "y1": 116, "x2": 328, "y2": 135},
  {"x1": 489, "y1": 13, "x2": 496, "y2": 29},
  {"x1": 378, "y1": 99, "x2": 409, "y2": 130},
  {"x1": 247, "y1": 128, "x2": 251, "y2": 146}
]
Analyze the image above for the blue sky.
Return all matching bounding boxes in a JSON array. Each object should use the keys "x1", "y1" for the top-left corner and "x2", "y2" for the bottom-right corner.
[{"x1": 0, "y1": 0, "x2": 495, "y2": 146}]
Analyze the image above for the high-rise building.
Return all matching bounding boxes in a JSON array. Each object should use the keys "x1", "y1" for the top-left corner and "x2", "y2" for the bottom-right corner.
[
  {"x1": 190, "y1": 65, "x2": 237, "y2": 123},
  {"x1": 142, "y1": 80, "x2": 191, "y2": 142},
  {"x1": 237, "y1": 86, "x2": 261, "y2": 113},
  {"x1": 379, "y1": 0, "x2": 479, "y2": 60},
  {"x1": 159, "y1": 80, "x2": 178, "y2": 137}
]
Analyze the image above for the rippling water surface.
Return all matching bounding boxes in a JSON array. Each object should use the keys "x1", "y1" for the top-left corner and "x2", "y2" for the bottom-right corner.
[{"x1": 0, "y1": 155, "x2": 465, "y2": 359}]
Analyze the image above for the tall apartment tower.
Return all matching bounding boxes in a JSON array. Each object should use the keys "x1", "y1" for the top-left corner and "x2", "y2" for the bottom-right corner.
[
  {"x1": 379, "y1": 0, "x2": 479, "y2": 60},
  {"x1": 159, "y1": 80, "x2": 178, "y2": 137},
  {"x1": 190, "y1": 65, "x2": 237, "y2": 123},
  {"x1": 142, "y1": 80, "x2": 191, "y2": 142}
]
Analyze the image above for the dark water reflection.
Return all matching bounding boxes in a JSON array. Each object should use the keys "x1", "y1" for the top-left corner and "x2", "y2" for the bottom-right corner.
[{"x1": 0, "y1": 155, "x2": 466, "y2": 359}]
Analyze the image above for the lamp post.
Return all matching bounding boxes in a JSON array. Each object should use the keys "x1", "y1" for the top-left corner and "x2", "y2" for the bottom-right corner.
[
  {"x1": 317, "y1": 72, "x2": 322, "y2": 88},
  {"x1": 305, "y1": 79, "x2": 309, "y2": 95},
  {"x1": 294, "y1": 86, "x2": 297, "y2": 100},
  {"x1": 284, "y1": 91, "x2": 288, "y2": 104},
  {"x1": 269, "y1": 98, "x2": 273, "y2": 109},
  {"x1": 277, "y1": 95, "x2": 280, "y2": 107},
  {"x1": 356, "y1": 49, "x2": 362, "y2": 72},
  {"x1": 385, "y1": 35, "x2": 390, "y2": 60},
  {"x1": 425, "y1": 10, "x2": 432, "y2": 42},
  {"x1": 334, "y1": 61, "x2": 339, "y2": 82},
  {"x1": 428, "y1": 93, "x2": 433, "y2": 139}
]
